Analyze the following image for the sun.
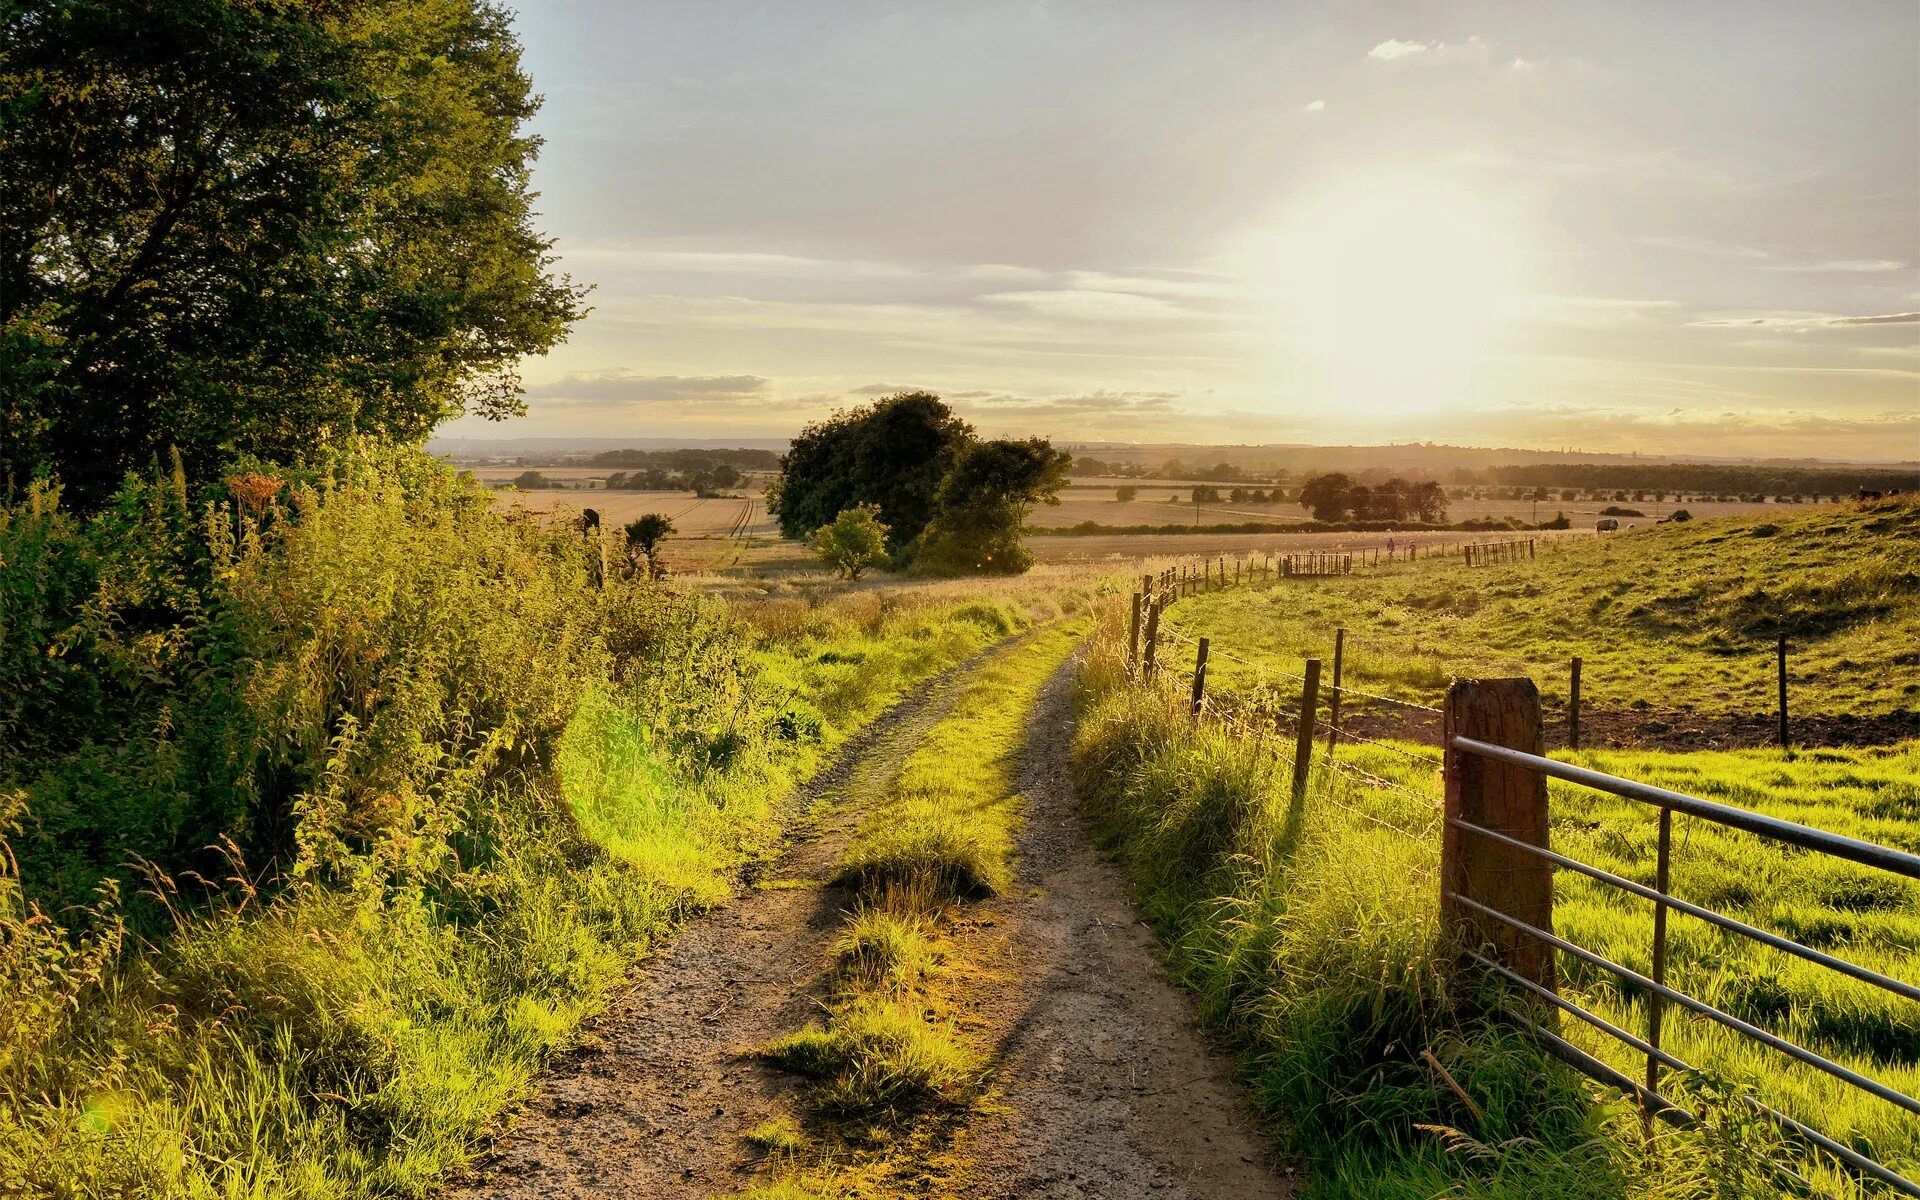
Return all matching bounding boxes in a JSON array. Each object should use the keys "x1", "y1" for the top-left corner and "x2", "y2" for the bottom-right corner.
[{"x1": 1260, "y1": 175, "x2": 1527, "y2": 416}]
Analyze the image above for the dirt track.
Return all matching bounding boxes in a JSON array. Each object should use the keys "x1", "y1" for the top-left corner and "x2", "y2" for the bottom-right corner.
[{"x1": 450, "y1": 643, "x2": 1295, "y2": 1198}]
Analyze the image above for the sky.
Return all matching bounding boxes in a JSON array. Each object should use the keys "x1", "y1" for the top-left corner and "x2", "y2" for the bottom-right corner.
[{"x1": 439, "y1": 1, "x2": 1920, "y2": 459}]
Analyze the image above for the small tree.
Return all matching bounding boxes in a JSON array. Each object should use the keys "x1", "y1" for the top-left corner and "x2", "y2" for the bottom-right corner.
[
  {"x1": 624, "y1": 514, "x2": 675, "y2": 577},
  {"x1": 808, "y1": 505, "x2": 890, "y2": 579},
  {"x1": 1115, "y1": 485, "x2": 1138, "y2": 503},
  {"x1": 513, "y1": 470, "x2": 553, "y2": 490}
]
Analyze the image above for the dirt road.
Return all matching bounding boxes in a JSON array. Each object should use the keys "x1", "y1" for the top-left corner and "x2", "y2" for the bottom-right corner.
[{"x1": 451, "y1": 644, "x2": 1295, "y2": 1198}]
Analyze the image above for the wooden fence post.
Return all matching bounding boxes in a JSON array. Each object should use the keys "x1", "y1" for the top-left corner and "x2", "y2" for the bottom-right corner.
[
  {"x1": 1777, "y1": 632, "x2": 1789, "y2": 750},
  {"x1": 1326, "y1": 629, "x2": 1345, "y2": 754},
  {"x1": 1235, "y1": 558, "x2": 1242, "y2": 587},
  {"x1": 1568, "y1": 656, "x2": 1582, "y2": 751},
  {"x1": 1291, "y1": 658, "x2": 1321, "y2": 801},
  {"x1": 1128, "y1": 592, "x2": 1143, "y2": 677},
  {"x1": 1142, "y1": 598, "x2": 1162, "y2": 680},
  {"x1": 1442, "y1": 678, "x2": 1556, "y2": 992},
  {"x1": 1190, "y1": 637, "x2": 1210, "y2": 718}
]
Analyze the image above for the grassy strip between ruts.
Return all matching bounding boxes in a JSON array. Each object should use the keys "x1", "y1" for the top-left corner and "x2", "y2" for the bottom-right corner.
[
  {"x1": 737, "y1": 620, "x2": 1089, "y2": 1199},
  {"x1": 1068, "y1": 596, "x2": 1900, "y2": 1199},
  {"x1": 0, "y1": 451, "x2": 1076, "y2": 1198}
]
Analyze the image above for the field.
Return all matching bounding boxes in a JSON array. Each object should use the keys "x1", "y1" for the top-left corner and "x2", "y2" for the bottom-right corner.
[
  {"x1": 1154, "y1": 498, "x2": 1920, "y2": 737},
  {"x1": 1059, "y1": 497, "x2": 1919, "y2": 1195},
  {"x1": 1034, "y1": 478, "x2": 1798, "y2": 530}
]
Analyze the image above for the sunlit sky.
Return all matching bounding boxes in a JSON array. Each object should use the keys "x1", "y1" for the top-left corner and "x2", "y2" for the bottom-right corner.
[{"x1": 440, "y1": 1, "x2": 1920, "y2": 459}]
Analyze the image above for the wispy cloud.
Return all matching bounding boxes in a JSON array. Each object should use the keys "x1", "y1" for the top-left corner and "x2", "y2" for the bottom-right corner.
[
  {"x1": 1691, "y1": 310, "x2": 1920, "y2": 330},
  {"x1": 525, "y1": 371, "x2": 772, "y2": 406},
  {"x1": 1368, "y1": 38, "x2": 1434, "y2": 61}
]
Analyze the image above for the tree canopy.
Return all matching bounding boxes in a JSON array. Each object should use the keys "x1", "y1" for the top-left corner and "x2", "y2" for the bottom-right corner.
[
  {"x1": 914, "y1": 437, "x2": 1071, "y2": 575},
  {"x1": 807, "y1": 504, "x2": 889, "y2": 580},
  {"x1": 0, "y1": 0, "x2": 588, "y2": 504},
  {"x1": 768, "y1": 392, "x2": 971, "y2": 550}
]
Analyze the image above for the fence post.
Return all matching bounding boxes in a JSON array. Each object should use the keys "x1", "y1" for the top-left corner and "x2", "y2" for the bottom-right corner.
[
  {"x1": 1291, "y1": 658, "x2": 1321, "y2": 801},
  {"x1": 1778, "y1": 632, "x2": 1789, "y2": 749},
  {"x1": 1441, "y1": 678, "x2": 1556, "y2": 993},
  {"x1": 1142, "y1": 597, "x2": 1162, "y2": 681},
  {"x1": 1235, "y1": 558, "x2": 1242, "y2": 587},
  {"x1": 1326, "y1": 629, "x2": 1345, "y2": 754},
  {"x1": 1190, "y1": 637, "x2": 1210, "y2": 719},
  {"x1": 1568, "y1": 656, "x2": 1582, "y2": 751},
  {"x1": 1128, "y1": 592, "x2": 1143, "y2": 678}
]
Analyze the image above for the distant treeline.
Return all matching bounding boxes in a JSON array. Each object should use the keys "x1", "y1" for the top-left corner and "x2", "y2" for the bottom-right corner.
[
  {"x1": 585, "y1": 447, "x2": 781, "y2": 471},
  {"x1": 1479, "y1": 462, "x2": 1916, "y2": 496}
]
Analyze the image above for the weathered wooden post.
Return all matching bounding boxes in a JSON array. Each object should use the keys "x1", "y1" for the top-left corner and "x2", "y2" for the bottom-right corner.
[
  {"x1": 1778, "y1": 632, "x2": 1790, "y2": 749},
  {"x1": 1235, "y1": 558, "x2": 1242, "y2": 587},
  {"x1": 1326, "y1": 629, "x2": 1346, "y2": 754},
  {"x1": 1291, "y1": 658, "x2": 1322, "y2": 801},
  {"x1": 1441, "y1": 678, "x2": 1555, "y2": 992},
  {"x1": 1128, "y1": 592, "x2": 1143, "y2": 678},
  {"x1": 1568, "y1": 656, "x2": 1583, "y2": 751},
  {"x1": 1142, "y1": 597, "x2": 1162, "y2": 681},
  {"x1": 1190, "y1": 637, "x2": 1211, "y2": 719}
]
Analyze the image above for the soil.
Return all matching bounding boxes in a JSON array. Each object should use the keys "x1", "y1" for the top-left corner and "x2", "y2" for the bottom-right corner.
[
  {"x1": 447, "y1": 653, "x2": 990, "y2": 1199},
  {"x1": 449, "y1": 642, "x2": 1297, "y2": 1198},
  {"x1": 957, "y1": 654, "x2": 1298, "y2": 1198}
]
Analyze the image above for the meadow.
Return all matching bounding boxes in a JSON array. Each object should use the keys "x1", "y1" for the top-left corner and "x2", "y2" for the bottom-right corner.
[
  {"x1": 1071, "y1": 601, "x2": 1916, "y2": 1197},
  {"x1": 1156, "y1": 497, "x2": 1920, "y2": 725},
  {"x1": 0, "y1": 450, "x2": 1069, "y2": 1197},
  {"x1": 1061, "y1": 499, "x2": 1918, "y2": 1195}
]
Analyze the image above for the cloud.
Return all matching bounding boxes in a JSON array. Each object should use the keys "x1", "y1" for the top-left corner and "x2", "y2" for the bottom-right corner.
[
  {"x1": 1691, "y1": 310, "x2": 1920, "y2": 330},
  {"x1": 1830, "y1": 312, "x2": 1920, "y2": 326},
  {"x1": 1763, "y1": 259, "x2": 1909, "y2": 274},
  {"x1": 979, "y1": 289, "x2": 1189, "y2": 322},
  {"x1": 1368, "y1": 39, "x2": 1433, "y2": 61},
  {"x1": 525, "y1": 371, "x2": 772, "y2": 406},
  {"x1": 1304, "y1": 99, "x2": 1326, "y2": 112}
]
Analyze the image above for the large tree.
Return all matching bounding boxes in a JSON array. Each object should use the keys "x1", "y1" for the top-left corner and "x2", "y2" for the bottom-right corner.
[
  {"x1": 0, "y1": 0, "x2": 587, "y2": 503},
  {"x1": 914, "y1": 437, "x2": 1071, "y2": 575},
  {"x1": 769, "y1": 392, "x2": 971, "y2": 550}
]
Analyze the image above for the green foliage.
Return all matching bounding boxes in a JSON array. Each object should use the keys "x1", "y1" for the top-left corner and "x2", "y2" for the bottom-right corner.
[
  {"x1": 912, "y1": 437, "x2": 1072, "y2": 576},
  {"x1": 1115, "y1": 485, "x2": 1138, "y2": 502},
  {"x1": 624, "y1": 512, "x2": 676, "y2": 574},
  {"x1": 0, "y1": 448, "x2": 1041, "y2": 1196},
  {"x1": 770, "y1": 392, "x2": 972, "y2": 548},
  {"x1": 0, "y1": 0, "x2": 589, "y2": 505},
  {"x1": 763, "y1": 1000, "x2": 979, "y2": 1116},
  {"x1": 807, "y1": 504, "x2": 891, "y2": 579}
]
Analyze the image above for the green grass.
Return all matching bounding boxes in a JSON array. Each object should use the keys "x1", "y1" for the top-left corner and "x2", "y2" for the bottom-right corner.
[
  {"x1": 1162, "y1": 498, "x2": 1919, "y2": 719},
  {"x1": 1069, "y1": 601, "x2": 1901, "y2": 1198},
  {"x1": 747, "y1": 620, "x2": 1086, "y2": 1194},
  {"x1": 0, "y1": 455, "x2": 1067, "y2": 1198}
]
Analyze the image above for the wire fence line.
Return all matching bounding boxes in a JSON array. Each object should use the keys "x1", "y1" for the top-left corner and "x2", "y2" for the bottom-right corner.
[{"x1": 1114, "y1": 565, "x2": 1920, "y2": 1196}]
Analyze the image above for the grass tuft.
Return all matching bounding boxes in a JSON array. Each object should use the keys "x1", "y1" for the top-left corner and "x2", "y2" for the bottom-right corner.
[{"x1": 762, "y1": 1000, "x2": 979, "y2": 1116}]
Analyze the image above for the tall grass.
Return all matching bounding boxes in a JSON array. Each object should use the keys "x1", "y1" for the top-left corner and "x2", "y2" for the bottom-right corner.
[
  {"x1": 1070, "y1": 601, "x2": 1882, "y2": 1198},
  {"x1": 0, "y1": 449, "x2": 1048, "y2": 1197}
]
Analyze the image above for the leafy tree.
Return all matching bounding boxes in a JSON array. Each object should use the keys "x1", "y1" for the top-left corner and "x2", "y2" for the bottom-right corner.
[
  {"x1": 623, "y1": 513, "x2": 674, "y2": 576},
  {"x1": 807, "y1": 504, "x2": 889, "y2": 579},
  {"x1": 512, "y1": 470, "x2": 553, "y2": 490},
  {"x1": 0, "y1": 0, "x2": 588, "y2": 505},
  {"x1": 1299, "y1": 473, "x2": 1354, "y2": 521},
  {"x1": 1411, "y1": 480, "x2": 1449, "y2": 523},
  {"x1": 1670, "y1": 509, "x2": 1693, "y2": 522},
  {"x1": 915, "y1": 438, "x2": 1070, "y2": 575},
  {"x1": 769, "y1": 392, "x2": 970, "y2": 550},
  {"x1": 1191, "y1": 485, "x2": 1222, "y2": 505},
  {"x1": 1115, "y1": 485, "x2": 1138, "y2": 503}
]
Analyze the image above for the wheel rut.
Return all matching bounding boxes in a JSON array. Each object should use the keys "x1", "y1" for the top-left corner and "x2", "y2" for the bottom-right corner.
[
  {"x1": 957, "y1": 653, "x2": 1300, "y2": 1198},
  {"x1": 449, "y1": 649, "x2": 1001, "y2": 1200}
]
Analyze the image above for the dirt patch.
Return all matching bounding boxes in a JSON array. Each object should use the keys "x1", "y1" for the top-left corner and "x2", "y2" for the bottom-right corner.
[
  {"x1": 957, "y1": 655, "x2": 1300, "y2": 1198},
  {"x1": 446, "y1": 654, "x2": 992, "y2": 1200}
]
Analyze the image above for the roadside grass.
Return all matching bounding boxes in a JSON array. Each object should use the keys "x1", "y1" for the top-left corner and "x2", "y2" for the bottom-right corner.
[
  {"x1": 0, "y1": 454, "x2": 1071, "y2": 1198},
  {"x1": 1070, "y1": 599, "x2": 1899, "y2": 1198},
  {"x1": 745, "y1": 621, "x2": 1086, "y2": 1194},
  {"x1": 1162, "y1": 497, "x2": 1919, "y2": 720}
]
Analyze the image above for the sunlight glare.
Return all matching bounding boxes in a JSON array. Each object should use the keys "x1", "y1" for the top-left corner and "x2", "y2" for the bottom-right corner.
[{"x1": 1263, "y1": 176, "x2": 1527, "y2": 417}]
